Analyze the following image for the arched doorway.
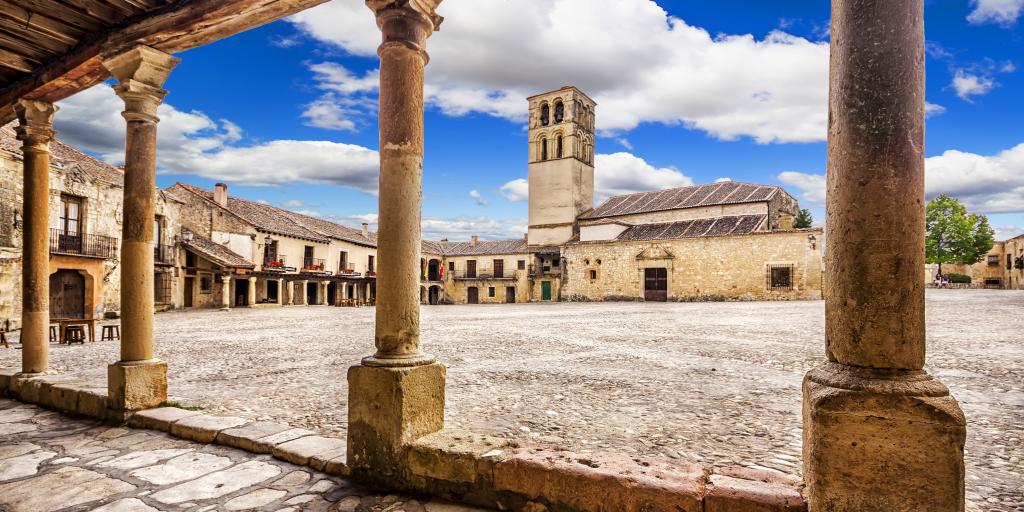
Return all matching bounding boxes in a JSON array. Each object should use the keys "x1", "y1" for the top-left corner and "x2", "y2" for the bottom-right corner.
[
  {"x1": 50, "y1": 270, "x2": 85, "y2": 319},
  {"x1": 428, "y1": 285, "x2": 440, "y2": 305},
  {"x1": 428, "y1": 259, "x2": 441, "y2": 281}
]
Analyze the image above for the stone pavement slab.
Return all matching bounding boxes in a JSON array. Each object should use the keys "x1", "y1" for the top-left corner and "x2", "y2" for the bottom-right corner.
[
  {"x1": 169, "y1": 413, "x2": 249, "y2": 443},
  {"x1": 0, "y1": 399, "x2": 493, "y2": 511}
]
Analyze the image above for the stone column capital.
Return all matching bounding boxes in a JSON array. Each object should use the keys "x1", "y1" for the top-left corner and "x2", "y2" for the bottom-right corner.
[
  {"x1": 102, "y1": 46, "x2": 180, "y2": 123},
  {"x1": 366, "y1": 0, "x2": 443, "y2": 59},
  {"x1": 14, "y1": 99, "x2": 57, "y2": 152}
]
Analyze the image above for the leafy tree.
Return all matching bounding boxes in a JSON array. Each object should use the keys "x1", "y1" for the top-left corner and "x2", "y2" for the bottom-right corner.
[
  {"x1": 793, "y1": 208, "x2": 813, "y2": 229},
  {"x1": 925, "y1": 194, "x2": 995, "y2": 277}
]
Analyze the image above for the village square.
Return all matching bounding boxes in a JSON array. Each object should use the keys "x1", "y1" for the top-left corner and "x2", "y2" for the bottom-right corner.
[{"x1": 0, "y1": 0, "x2": 1023, "y2": 511}]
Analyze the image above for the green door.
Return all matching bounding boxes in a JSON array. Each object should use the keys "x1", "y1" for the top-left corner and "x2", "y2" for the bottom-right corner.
[{"x1": 541, "y1": 281, "x2": 552, "y2": 301}]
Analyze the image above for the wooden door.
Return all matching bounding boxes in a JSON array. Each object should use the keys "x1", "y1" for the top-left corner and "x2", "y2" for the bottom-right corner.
[
  {"x1": 493, "y1": 259, "x2": 504, "y2": 278},
  {"x1": 467, "y1": 260, "x2": 477, "y2": 278},
  {"x1": 505, "y1": 286, "x2": 515, "y2": 303},
  {"x1": 541, "y1": 281, "x2": 552, "y2": 301},
  {"x1": 49, "y1": 270, "x2": 85, "y2": 319},
  {"x1": 183, "y1": 277, "x2": 194, "y2": 307},
  {"x1": 467, "y1": 286, "x2": 479, "y2": 304},
  {"x1": 644, "y1": 268, "x2": 668, "y2": 302}
]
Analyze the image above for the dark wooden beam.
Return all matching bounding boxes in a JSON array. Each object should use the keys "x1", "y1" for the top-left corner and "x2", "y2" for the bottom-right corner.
[{"x1": 0, "y1": 0, "x2": 329, "y2": 124}]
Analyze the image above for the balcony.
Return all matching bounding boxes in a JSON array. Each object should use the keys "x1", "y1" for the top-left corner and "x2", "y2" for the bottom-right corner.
[
  {"x1": 154, "y1": 243, "x2": 175, "y2": 265},
  {"x1": 528, "y1": 264, "x2": 560, "y2": 277},
  {"x1": 49, "y1": 229, "x2": 118, "y2": 259},
  {"x1": 301, "y1": 258, "x2": 326, "y2": 273},
  {"x1": 451, "y1": 269, "x2": 516, "y2": 280},
  {"x1": 264, "y1": 255, "x2": 287, "y2": 272}
]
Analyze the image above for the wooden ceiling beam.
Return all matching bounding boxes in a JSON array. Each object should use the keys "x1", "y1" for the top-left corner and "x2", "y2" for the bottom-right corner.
[
  {"x1": 12, "y1": 0, "x2": 108, "y2": 32},
  {"x1": 0, "y1": 47, "x2": 37, "y2": 73},
  {"x1": 0, "y1": 0, "x2": 329, "y2": 124},
  {"x1": 0, "y1": 5, "x2": 86, "y2": 44}
]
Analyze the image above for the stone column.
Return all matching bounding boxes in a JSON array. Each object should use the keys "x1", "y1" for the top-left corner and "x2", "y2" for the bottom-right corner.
[
  {"x1": 247, "y1": 276, "x2": 257, "y2": 306},
  {"x1": 348, "y1": 0, "x2": 445, "y2": 486},
  {"x1": 803, "y1": 1, "x2": 965, "y2": 510},
  {"x1": 286, "y1": 281, "x2": 294, "y2": 305},
  {"x1": 15, "y1": 100, "x2": 57, "y2": 376},
  {"x1": 277, "y1": 278, "x2": 284, "y2": 305},
  {"x1": 102, "y1": 46, "x2": 179, "y2": 412},
  {"x1": 221, "y1": 274, "x2": 231, "y2": 310}
]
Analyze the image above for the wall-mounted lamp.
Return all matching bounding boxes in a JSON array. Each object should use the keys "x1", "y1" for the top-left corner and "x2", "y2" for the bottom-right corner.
[{"x1": 181, "y1": 231, "x2": 194, "y2": 242}]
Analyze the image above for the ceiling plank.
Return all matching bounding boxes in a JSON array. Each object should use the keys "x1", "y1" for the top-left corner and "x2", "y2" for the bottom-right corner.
[
  {"x1": 10, "y1": 0, "x2": 107, "y2": 33},
  {"x1": 0, "y1": 5, "x2": 86, "y2": 44},
  {"x1": 0, "y1": 30, "x2": 54, "y2": 61},
  {"x1": 0, "y1": 23, "x2": 71, "y2": 54},
  {"x1": 0, "y1": 47, "x2": 38, "y2": 73}
]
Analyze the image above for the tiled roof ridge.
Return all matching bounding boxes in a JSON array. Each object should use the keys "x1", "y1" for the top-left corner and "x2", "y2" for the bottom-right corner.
[{"x1": 582, "y1": 181, "x2": 784, "y2": 220}]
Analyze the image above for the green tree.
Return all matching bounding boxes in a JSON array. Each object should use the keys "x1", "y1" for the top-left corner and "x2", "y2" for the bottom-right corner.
[
  {"x1": 925, "y1": 194, "x2": 995, "y2": 277},
  {"x1": 793, "y1": 208, "x2": 813, "y2": 229}
]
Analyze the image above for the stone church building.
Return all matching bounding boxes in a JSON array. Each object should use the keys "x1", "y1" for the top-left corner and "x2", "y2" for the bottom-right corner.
[{"x1": 435, "y1": 86, "x2": 823, "y2": 304}]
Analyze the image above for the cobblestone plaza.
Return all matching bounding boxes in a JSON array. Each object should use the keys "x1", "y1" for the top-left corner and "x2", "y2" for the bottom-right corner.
[{"x1": 2, "y1": 290, "x2": 1021, "y2": 510}]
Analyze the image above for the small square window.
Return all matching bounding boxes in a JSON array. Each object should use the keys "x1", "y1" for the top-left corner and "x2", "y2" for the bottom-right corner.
[
  {"x1": 517, "y1": 260, "x2": 526, "y2": 270},
  {"x1": 199, "y1": 274, "x2": 213, "y2": 294},
  {"x1": 589, "y1": 270, "x2": 598, "y2": 280},
  {"x1": 449, "y1": 261, "x2": 455, "y2": 272},
  {"x1": 768, "y1": 265, "x2": 793, "y2": 291},
  {"x1": 488, "y1": 287, "x2": 495, "y2": 297},
  {"x1": 988, "y1": 255, "x2": 1000, "y2": 266}
]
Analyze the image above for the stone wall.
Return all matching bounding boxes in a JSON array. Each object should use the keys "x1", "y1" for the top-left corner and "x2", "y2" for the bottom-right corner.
[
  {"x1": 0, "y1": 155, "x2": 23, "y2": 331},
  {"x1": 925, "y1": 236, "x2": 1024, "y2": 289},
  {"x1": 561, "y1": 229, "x2": 823, "y2": 301}
]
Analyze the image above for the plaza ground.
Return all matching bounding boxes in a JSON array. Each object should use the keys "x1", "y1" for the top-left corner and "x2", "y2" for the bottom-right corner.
[{"x1": 2, "y1": 290, "x2": 1022, "y2": 510}]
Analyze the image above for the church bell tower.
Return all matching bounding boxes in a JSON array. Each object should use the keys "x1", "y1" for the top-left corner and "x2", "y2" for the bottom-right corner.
[{"x1": 526, "y1": 86, "x2": 596, "y2": 246}]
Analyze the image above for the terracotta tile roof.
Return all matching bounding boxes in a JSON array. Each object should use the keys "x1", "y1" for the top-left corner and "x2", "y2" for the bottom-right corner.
[
  {"x1": 581, "y1": 181, "x2": 781, "y2": 220},
  {"x1": 174, "y1": 183, "x2": 377, "y2": 247},
  {"x1": 612, "y1": 215, "x2": 768, "y2": 242},
  {"x1": 0, "y1": 122, "x2": 124, "y2": 186},
  {"x1": 422, "y1": 238, "x2": 529, "y2": 256},
  {"x1": 181, "y1": 229, "x2": 254, "y2": 268}
]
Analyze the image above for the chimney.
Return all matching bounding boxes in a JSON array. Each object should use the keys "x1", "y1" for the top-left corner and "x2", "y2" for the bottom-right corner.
[
  {"x1": 362, "y1": 222, "x2": 369, "y2": 238},
  {"x1": 471, "y1": 235, "x2": 478, "y2": 247},
  {"x1": 214, "y1": 183, "x2": 228, "y2": 207}
]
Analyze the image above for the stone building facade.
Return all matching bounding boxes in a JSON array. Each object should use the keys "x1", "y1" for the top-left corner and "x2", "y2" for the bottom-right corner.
[
  {"x1": 925, "y1": 234, "x2": 1024, "y2": 289},
  {"x1": 0, "y1": 123, "x2": 182, "y2": 330},
  {"x1": 429, "y1": 87, "x2": 822, "y2": 305}
]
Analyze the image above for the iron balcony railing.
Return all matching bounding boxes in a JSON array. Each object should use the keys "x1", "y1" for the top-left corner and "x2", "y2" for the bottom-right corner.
[
  {"x1": 451, "y1": 269, "x2": 516, "y2": 280},
  {"x1": 527, "y1": 264, "x2": 560, "y2": 277},
  {"x1": 264, "y1": 255, "x2": 287, "y2": 270},
  {"x1": 301, "y1": 257, "x2": 326, "y2": 272},
  {"x1": 154, "y1": 243, "x2": 176, "y2": 265},
  {"x1": 49, "y1": 229, "x2": 118, "y2": 259}
]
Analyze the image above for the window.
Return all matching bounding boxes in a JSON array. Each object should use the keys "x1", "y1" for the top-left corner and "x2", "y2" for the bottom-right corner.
[
  {"x1": 368, "y1": 255, "x2": 375, "y2": 273},
  {"x1": 449, "y1": 261, "x2": 455, "y2": 272},
  {"x1": 988, "y1": 255, "x2": 1000, "y2": 266},
  {"x1": 552, "y1": 258, "x2": 560, "y2": 267},
  {"x1": 154, "y1": 272, "x2": 172, "y2": 303},
  {"x1": 556, "y1": 135, "x2": 563, "y2": 158},
  {"x1": 540, "y1": 103, "x2": 550, "y2": 126},
  {"x1": 185, "y1": 250, "x2": 197, "y2": 268},
  {"x1": 768, "y1": 265, "x2": 793, "y2": 291},
  {"x1": 199, "y1": 274, "x2": 213, "y2": 294},
  {"x1": 339, "y1": 251, "x2": 349, "y2": 272},
  {"x1": 517, "y1": 260, "x2": 525, "y2": 270},
  {"x1": 59, "y1": 195, "x2": 82, "y2": 234},
  {"x1": 554, "y1": 101, "x2": 564, "y2": 123},
  {"x1": 540, "y1": 138, "x2": 548, "y2": 161},
  {"x1": 488, "y1": 287, "x2": 496, "y2": 297},
  {"x1": 467, "y1": 259, "x2": 477, "y2": 278},
  {"x1": 1008, "y1": 254, "x2": 1013, "y2": 270},
  {"x1": 589, "y1": 270, "x2": 598, "y2": 280},
  {"x1": 493, "y1": 259, "x2": 504, "y2": 278}
]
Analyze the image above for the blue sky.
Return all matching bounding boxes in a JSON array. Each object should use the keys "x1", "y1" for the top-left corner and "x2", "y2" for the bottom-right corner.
[{"x1": 54, "y1": 0, "x2": 1024, "y2": 240}]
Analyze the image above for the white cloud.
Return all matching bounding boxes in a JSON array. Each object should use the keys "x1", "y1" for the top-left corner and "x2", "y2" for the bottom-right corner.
[
  {"x1": 421, "y1": 217, "x2": 527, "y2": 241},
  {"x1": 615, "y1": 138, "x2": 634, "y2": 150},
  {"x1": 714, "y1": 177, "x2": 733, "y2": 183},
  {"x1": 776, "y1": 142, "x2": 1024, "y2": 214},
  {"x1": 499, "y1": 178, "x2": 529, "y2": 202},
  {"x1": 308, "y1": 62, "x2": 379, "y2": 95},
  {"x1": 301, "y1": 96, "x2": 358, "y2": 131},
  {"x1": 778, "y1": 171, "x2": 827, "y2": 205},
  {"x1": 967, "y1": 0, "x2": 1024, "y2": 25},
  {"x1": 283, "y1": 199, "x2": 305, "y2": 208},
  {"x1": 925, "y1": 102, "x2": 947, "y2": 117},
  {"x1": 993, "y1": 224, "x2": 1024, "y2": 241},
  {"x1": 594, "y1": 152, "x2": 694, "y2": 198},
  {"x1": 290, "y1": 0, "x2": 830, "y2": 143},
  {"x1": 468, "y1": 189, "x2": 488, "y2": 206},
  {"x1": 55, "y1": 84, "x2": 381, "y2": 194},
  {"x1": 1002, "y1": 61, "x2": 1017, "y2": 73},
  {"x1": 952, "y1": 69, "x2": 997, "y2": 101}
]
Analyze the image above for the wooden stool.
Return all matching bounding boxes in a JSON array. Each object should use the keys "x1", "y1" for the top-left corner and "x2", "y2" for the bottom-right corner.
[
  {"x1": 50, "y1": 325, "x2": 58, "y2": 343},
  {"x1": 65, "y1": 325, "x2": 86, "y2": 345},
  {"x1": 101, "y1": 324, "x2": 120, "y2": 341}
]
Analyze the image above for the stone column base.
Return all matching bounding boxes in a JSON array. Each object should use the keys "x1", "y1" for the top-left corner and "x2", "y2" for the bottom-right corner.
[
  {"x1": 108, "y1": 359, "x2": 168, "y2": 412},
  {"x1": 347, "y1": 362, "x2": 445, "y2": 486},
  {"x1": 802, "y1": 362, "x2": 966, "y2": 511}
]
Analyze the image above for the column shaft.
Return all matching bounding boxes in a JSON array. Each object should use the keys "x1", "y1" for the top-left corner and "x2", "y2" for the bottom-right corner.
[
  {"x1": 121, "y1": 120, "x2": 157, "y2": 361},
  {"x1": 222, "y1": 275, "x2": 231, "y2": 309},
  {"x1": 278, "y1": 279, "x2": 284, "y2": 304},
  {"x1": 15, "y1": 100, "x2": 57, "y2": 375},
  {"x1": 247, "y1": 277, "x2": 257, "y2": 306}
]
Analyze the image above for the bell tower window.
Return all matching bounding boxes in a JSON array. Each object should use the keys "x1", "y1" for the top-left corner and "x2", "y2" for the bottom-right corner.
[
  {"x1": 540, "y1": 137, "x2": 548, "y2": 161},
  {"x1": 554, "y1": 101, "x2": 564, "y2": 123},
  {"x1": 556, "y1": 135, "x2": 563, "y2": 159},
  {"x1": 540, "y1": 104, "x2": 550, "y2": 126}
]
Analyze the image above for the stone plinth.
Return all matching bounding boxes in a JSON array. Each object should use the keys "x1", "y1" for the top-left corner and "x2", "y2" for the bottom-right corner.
[
  {"x1": 802, "y1": 363, "x2": 965, "y2": 510},
  {"x1": 108, "y1": 360, "x2": 168, "y2": 412},
  {"x1": 347, "y1": 362, "x2": 445, "y2": 485}
]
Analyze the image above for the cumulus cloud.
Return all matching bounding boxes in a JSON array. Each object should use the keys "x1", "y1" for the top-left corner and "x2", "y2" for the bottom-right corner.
[
  {"x1": 468, "y1": 189, "x2": 488, "y2": 206},
  {"x1": 967, "y1": 0, "x2": 1024, "y2": 25},
  {"x1": 421, "y1": 217, "x2": 527, "y2": 241},
  {"x1": 301, "y1": 96, "x2": 359, "y2": 131},
  {"x1": 594, "y1": 152, "x2": 694, "y2": 198},
  {"x1": 778, "y1": 171, "x2": 827, "y2": 205},
  {"x1": 55, "y1": 84, "x2": 381, "y2": 194},
  {"x1": 714, "y1": 177, "x2": 733, "y2": 183},
  {"x1": 499, "y1": 178, "x2": 529, "y2": 202},
  {"x1": 615, "y1": 138, "x2": 634, "y2": 150},
  {"x1": 952, "y1": 69, "x2": 997, "y2": 101},
  {"x1": 290, "y1": 0, "x2": 830, "y2": 143},
  {"x1": 925, "y1": 102, "x2": 947, "y2": 118},
  {"x1": 777, "y1": 142, "x2": 1024, "y2": 214}
]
